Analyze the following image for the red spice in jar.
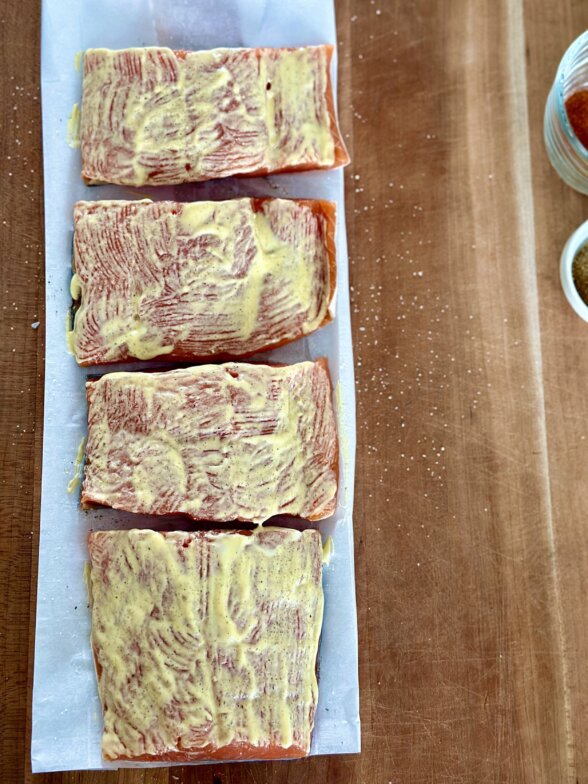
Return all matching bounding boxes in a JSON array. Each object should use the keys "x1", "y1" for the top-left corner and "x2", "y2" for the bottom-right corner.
[{"x1": 565, "y1": 90, "x2": 588, "y2": 150}]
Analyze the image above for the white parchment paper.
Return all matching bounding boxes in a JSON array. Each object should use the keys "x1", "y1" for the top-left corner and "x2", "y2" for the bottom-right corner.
[{"x1": 33, "y1": 0, "x2": 359, "y2": 771}]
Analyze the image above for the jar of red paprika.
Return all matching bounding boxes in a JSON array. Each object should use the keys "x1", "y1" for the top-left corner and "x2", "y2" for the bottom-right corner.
[{"x1": 545, "y1": 31, "x2": 588, "y2": 194}]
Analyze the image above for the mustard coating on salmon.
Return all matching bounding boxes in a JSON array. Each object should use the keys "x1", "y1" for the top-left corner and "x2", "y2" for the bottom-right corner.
[
  {"x1": 80, "y1": 46, "x2": 346, "y2": 186},
  {"x1": 67, "y1": 103, "x2": 81, "y2": 149},
  {"x1": 66, "y1": 436, "x2": 86, "y2": 494},
  {"x1": 82, "y1": 361, "x2": 338, "y2": 523},
  {"x1": 70, "y1": 198, "x2": 335, "y2": 365},
  {"x1": 88, "y1": 527, "x2": 324, "y2": 761}
]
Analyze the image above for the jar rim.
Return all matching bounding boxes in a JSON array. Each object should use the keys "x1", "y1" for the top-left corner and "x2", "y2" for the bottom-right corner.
[{"x1": 554, "y1": 30, "x2": 588, "y2": 159}]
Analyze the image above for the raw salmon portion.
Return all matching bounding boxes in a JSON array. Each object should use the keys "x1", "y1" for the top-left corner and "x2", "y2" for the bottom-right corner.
[
  {"x1": 88, "y1": 527, "x2": 324, "y2": 761},
  {"x1": 82, "y1": 360, "x2": 338, "y2": 522},
  {"x1": 70, "y1": 198, "x2": 336, "y2": 365},
  {"x1": 80, "y1": 46, "x2": 349, "y2": 186}
]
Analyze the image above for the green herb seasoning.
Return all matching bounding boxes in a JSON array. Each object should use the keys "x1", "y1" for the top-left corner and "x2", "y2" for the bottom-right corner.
[{"x1": 572, "y1": 244, "x2": 588, "y2": 305}]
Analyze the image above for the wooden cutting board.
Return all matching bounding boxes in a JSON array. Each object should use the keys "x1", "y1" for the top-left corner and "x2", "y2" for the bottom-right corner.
[{"x1": 1, "y1": 0, "x2": 588, "y2": 781}]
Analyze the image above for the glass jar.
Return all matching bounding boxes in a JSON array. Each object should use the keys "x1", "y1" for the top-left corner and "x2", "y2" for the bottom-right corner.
[{"x1": 544, "y1": 31, "x2": 588, "y2": 194}]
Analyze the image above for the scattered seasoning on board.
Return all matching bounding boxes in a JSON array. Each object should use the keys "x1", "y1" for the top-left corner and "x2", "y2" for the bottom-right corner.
[
  {"x1": 565, "y1": 90, "x2": 588, "y2": 150},
  {"x1": 572, "y1": 243, "x2": 588, "y2": 304}
]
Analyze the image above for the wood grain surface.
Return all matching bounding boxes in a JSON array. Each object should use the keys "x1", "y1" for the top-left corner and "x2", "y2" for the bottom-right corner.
[{"x1": 2, "y1": 0, "x2": 588, "y2": 782}]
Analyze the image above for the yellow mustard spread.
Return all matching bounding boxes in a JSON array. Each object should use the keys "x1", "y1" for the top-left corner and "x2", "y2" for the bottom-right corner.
[
  {"x1": 88, "y1": 527, "x2": 324, "y2": 760},
  {"x1": 66, "y1": 436, "x2": 86, "y2": 494},
  {"x1": 66, "y1": 103, "x2": 81, "y2": 149}
]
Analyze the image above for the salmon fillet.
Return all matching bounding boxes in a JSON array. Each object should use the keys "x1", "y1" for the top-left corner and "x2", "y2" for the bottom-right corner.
[
  {"x1": 69, "y1": 198, "x2": 336, "y2": 365},
  {"x1": 80, "y1": 46, "x2": 349, "y2": 186},
  {"x1": 88, "y1": 527, "x2": 324, "y2": 761},
  {"x1": 82, "y1": 360, "x2": 338, "y2": 522}
]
